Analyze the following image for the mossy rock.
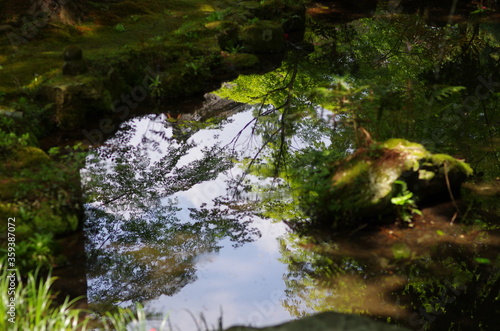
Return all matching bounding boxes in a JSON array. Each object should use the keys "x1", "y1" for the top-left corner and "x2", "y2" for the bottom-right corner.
[
  {"x1": 41, "y1": 75, "x2": 113, "y2": 131},
  {"x1": 304, "y1": 139, "x2": 473, "y2": 229},
  {"x1": 221, "y1": 53, "x2": 260, "y2": 71},
  {"x1": 6, "y1": 146, "x2": 51, "y2": 169},
  {"x1": 241, "y1": 21, "x2": 286, "y2": 53}
]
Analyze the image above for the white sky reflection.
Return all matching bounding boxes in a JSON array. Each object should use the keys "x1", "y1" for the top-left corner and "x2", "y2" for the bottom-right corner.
[{"x1": 87, "y1": 99, "x2": 297, "y2": 330}]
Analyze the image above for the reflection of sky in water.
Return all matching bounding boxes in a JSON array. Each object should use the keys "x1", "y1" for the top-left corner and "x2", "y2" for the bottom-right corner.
[
  {"x1": 84, "y1": 102, "x2": 315, "y2": 330},
  {"x1": 147, "y1": 219, "x2": 291, "y2": 331},
  {"x1": 138, "y1": 108, "x2": 293, "y2": 329}
]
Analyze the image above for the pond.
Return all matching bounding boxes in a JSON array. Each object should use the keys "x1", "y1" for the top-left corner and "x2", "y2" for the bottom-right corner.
[
  {"x1": 81, "y1": 2, "x2": 500, "y2": 330},
  {"x1": 82, "y1": 101, "x2": 296, "y2": 329}
]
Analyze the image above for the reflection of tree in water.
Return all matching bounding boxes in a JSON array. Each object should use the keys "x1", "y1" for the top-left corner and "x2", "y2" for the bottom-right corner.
[
  {"x1": 82, "y1": 115, "x2": 260, "y2": 311},
  {"x1": 279, "y1": 222, "x2": 500, "y2": 330},
  {"x1": 217, "y1": 8, "x2": 500, "y2": 183},
  {"x1": 213, "y1": 12, "x2": 500, "y2": 329}
]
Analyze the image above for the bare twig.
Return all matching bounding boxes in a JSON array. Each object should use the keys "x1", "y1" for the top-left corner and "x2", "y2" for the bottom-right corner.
[{"x1": 443, "y1": 160, "x2": 461, "y2": 222}]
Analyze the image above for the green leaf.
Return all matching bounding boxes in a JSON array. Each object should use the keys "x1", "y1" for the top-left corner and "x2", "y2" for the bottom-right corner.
[
  {"x1": 474, "y1": 257, "x2": 491, "y2": 264},
  {"x1": 391, "y1": 192, "x2": 413, "y2": 205}
]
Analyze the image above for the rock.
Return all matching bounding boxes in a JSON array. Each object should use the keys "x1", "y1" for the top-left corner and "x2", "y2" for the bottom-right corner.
[
  {"x1": 62, "y1": 45, "x2": 86, "y2": 76},
  {"x1": 221, "y1": 53, "x2": 260, "y2": 72},
  {"x1": 63, "y1": 45, "x2": 83, "y2": 61},
  {"x1": 301, "y1": 139, "x2": 473, "y2": 229},
  {"x1": 0, "y1": 107, "x2": 23, "y2": 119},
  {"x1": 225, "y1": 311, "x2": 410, "y2": 331},
  {"x1": 62, "y1": 61, "x2": 87, "y2": 76},
  {"x1": 41, "y1": 78, "x2": 112, "y2": 131},
  {"x1": 241, "y1": 21, "x2": 286, "y2": 53}
]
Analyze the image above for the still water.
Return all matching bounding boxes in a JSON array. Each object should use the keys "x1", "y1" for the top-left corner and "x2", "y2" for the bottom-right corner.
[
  {"x1": 82, "y1": 101, "x2": 306, "y2": 330},
  {"x1": 81, "y1": 95, "x2": 499, "y2": 331},
  {"x1": 81, "y1": 1, "x2": 500, "y2": 329}
]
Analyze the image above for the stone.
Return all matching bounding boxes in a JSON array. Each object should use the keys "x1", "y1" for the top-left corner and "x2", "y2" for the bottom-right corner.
[
  {"x1": 241, "y1": 21, "x2": 286, "y2": 53},
  {"x1": 63, "y1": 45, "x2": 83, "y2": 61},
  {"x1": 62, "y1": 45, "x2": 86, "y2": 76},
  {"x1": 301, "y1": 139, "x2": 473, "y2": 229},
  {"x1": 41, "y1": 77, "x2": 112, "y2": 131},
  {"x1": 0, "y1": 107, "x2": 23, "y2": 119},
  {"x1": 225, "y1": 311, "x2": 410, "y2": 331},
  {"x1": 62, "y1": 60, "x2": 87, "y2": 76}
]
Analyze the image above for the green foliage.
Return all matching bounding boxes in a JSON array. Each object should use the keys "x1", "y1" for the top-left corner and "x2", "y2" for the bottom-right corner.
[
  {"x1": 391, "y1": 180, "x2": 422, "y2": 225},
  {"x1": 0, "y1": 131, "x2": 30, "y2": 156},
  {"x1": 206, "y1": 10, "x2": 228, "y2": 22},
  {"x1": 149, "y1": 74, "x2": 164, "y2": 98},
  {"x1": 0, "y1": 258, "x2": 177, "y2": 330},
  {"x1": 114, "y1": 23, "x2": 127, "y2": 32},
  {"x1": 6, "y1": 97, "x2": 54, "y2": 139},
  {"x1": 0, "y1": 233, "x2": 56, "y2": 273},
  {"x1": 1, "y1": 142, "x2": 87, "y2": 239},
  {"x1": 432, "y1": 85, "x2": 466, "y2": 101},
  {"x1": 226, "y1": 44, "x2": 244, "y2": 54},
  {"x1": 248, "y1": 17, "x2": 260, "y2": 24},
  {"x1": 0, "y1": 260, "x2": 87, "y2": 330},
  {"x1": 185, "y1": 61, "x2": 202, "y2": 75}
]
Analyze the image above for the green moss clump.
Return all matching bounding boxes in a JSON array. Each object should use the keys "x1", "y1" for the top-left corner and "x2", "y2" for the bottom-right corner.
[
  {"x1": 9, "y1": 146, "x2": 51, "y2": 168},
  {"x1": 430, "y1": 154, "x2": 474, "y2": 176},
  {"x1": 222, "y1": 53, "x2": 260, "y2": 70},
  {"x1": 293, "y1": 139, "x2": 474, "y2": 231}
]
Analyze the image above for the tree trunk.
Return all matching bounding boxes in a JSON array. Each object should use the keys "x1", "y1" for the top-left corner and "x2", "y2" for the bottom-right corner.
[{"x1": 27, "y1": 0, "x2": 87, "y2": 24}]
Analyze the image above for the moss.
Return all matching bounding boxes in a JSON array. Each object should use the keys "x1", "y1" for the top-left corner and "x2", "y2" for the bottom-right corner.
[
  {"x1": 301, "y1": 139, "x2": 475, "y2": 230},
  {"x1": 418, "y1": 169, "x2": 436, "y2": 181},
  {"x1": 9, "y1": 146, "x2": 51, "y2": 169},
  {"x1": 333, "y1": 161, "x2": 371, "y2": 188},
  {"x1": 430, "y1": 153, "x2": 474, "y2": 176},
  {"x1": 32, "y1": 203, "x2": 79, "y2": 235},
  {"x1": 382, "y1": 138, "x2": 429, "y2": 158},
  {"x1": 0, "y1": 177, "x2": 27, "y2": 199},
  {"x1": 222, "y1": 53, "x2": 259, "y2": 69}
]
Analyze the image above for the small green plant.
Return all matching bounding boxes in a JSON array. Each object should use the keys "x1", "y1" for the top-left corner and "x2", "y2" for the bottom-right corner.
[
  {"x1": 206, "y1": 10, "x2": 227, "y2": 22},
  {"x1": 185, "y1": 61, "x2": 202, "y2": 75},
  {"x1": 391, "y1": 180, "x2": 422, "y2": 225},
  {"x1": 149, "y1": 75, "x2": 164, "y2": 98},
  {"x1": 185, "y1": 30, "x2": 200, "y2": 39},
  {"x1": 0, "y1": 130, "x2": 30, "y2": 155},
  {"x1": 130, "y1": 15, "x2": 140, "y2": 22},
  {"x1": 114, "y1": 23, "x2": 126, "y2": 32},
  {"x1": 13, "y1": 233, "x2": 56, "y2": 271},
  {"x1": 248, "y1": 17, "x2": 260, "y2": 24},
  {"x1": 226, "y1": 44, "x2": 244, "y2": 54}
]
